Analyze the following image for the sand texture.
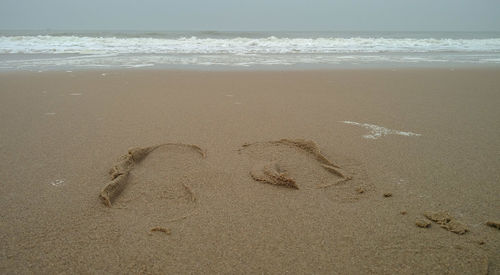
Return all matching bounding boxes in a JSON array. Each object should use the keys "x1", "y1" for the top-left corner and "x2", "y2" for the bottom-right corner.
[{"x1": 0, "y1": 69, "x2": 499, "y2": 274}]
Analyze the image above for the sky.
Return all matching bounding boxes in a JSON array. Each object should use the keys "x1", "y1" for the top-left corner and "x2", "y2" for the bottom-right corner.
[{"x1": 1, "y1": 0, "x2": 500, "y2": 31}]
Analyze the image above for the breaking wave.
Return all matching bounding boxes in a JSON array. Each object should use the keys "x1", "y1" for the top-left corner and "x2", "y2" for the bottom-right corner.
[{"x1": 2, "y1": 35, "x2": 500, "y2": 54}]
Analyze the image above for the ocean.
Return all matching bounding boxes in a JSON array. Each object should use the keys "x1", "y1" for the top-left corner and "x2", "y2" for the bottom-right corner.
[{"x1": 1, "y1": 30, "x2": 500, "y2": 70}]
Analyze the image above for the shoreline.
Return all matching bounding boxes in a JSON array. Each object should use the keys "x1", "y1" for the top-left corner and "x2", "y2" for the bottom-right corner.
[
  {"x1": 2, "y1": 60, "x2": 500, "y2": 72},
  {"x1": 2, "y1": 64, "x2": 500, "y2": 74}
]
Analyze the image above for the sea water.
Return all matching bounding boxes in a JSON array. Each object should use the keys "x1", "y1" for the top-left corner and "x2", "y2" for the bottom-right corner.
[{"x1": 1, "y1": 30, "x2": 499, "y2": 70}]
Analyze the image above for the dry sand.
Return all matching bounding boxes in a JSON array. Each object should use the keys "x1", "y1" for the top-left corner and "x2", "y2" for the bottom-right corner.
[{"x1": 0, "y1": 69, "x2": 499, "y2": 274}]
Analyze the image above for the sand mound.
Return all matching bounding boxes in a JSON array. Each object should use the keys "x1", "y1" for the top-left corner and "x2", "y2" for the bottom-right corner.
[
  {"x1": 250, "y1": 161, "x2": 298, "y2": 189},
  {"x1": 150, "y1": 227, "x2": 171, "y2": 234},
  {"x1": 415, "y1": 218, "x2": 431, "y2": 228},
  {"x1": 99, "y1": 143, "x2": 205, "y2": 207},
  {"x1": 424, "y1": 211, "x2": 469, "y2": 235},
  {"x1": 241, "y1": 139, "x2": 352, "y2": 190}
]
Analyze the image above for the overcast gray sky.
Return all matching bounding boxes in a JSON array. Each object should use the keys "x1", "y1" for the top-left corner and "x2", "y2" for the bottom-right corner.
[{"x1": 1, "y1": 0, "x2": 499, "y2": 31}]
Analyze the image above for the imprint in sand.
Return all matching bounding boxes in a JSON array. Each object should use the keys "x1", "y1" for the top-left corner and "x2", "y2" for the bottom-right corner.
[
  {"x1": 99, "y1": 143, "x2": 207, "y2": 237},
  {"x1": 340, "y1": 121, "x2": 421, "y2": 139},
  {"x1": 99, "y1": 143, "x2": 206, "y2": 207},
  {"x1": 240, "y1": 139, "x2": 354, "y2": 190}
]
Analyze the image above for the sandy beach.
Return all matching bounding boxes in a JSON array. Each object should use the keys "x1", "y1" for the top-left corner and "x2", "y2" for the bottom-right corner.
[{"x1": 0, "y1": 68, "x2": 499, "y2": 273}]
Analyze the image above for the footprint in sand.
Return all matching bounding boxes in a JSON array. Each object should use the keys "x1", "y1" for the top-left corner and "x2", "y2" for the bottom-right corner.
[
  {"x1": 99, "y1": 143, "x2": 207, "y2": 234},
  {"x1": 239, "y1": 139, "x2": 368, "y2": 197}
]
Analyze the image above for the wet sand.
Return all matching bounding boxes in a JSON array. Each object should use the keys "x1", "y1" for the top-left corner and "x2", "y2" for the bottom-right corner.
[{"x1": 0, "y1": 69, "x2": 499, "y2": 274}]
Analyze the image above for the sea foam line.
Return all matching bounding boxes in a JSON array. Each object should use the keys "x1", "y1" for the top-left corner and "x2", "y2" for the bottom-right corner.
[
  {"x1": 340, "y1": 121, "x2": 421, "y2": 139},
  {"x1": 1, "y1": 36, "x2": 500, "y2": 54}
]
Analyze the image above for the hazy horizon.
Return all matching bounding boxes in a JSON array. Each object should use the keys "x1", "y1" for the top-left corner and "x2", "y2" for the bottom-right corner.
[
  {"x1": 1, "y1": 0, "x2": 500, "y2": 32},
  {"x1": 2, "y1": 29, "x2": 500, "y2": 33}
]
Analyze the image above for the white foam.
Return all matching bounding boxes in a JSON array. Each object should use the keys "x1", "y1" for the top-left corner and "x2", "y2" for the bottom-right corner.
[
  {"x1": 340, "y1": 121, "x2": 421, "y2": 139},
  {"x1": 1, "y1": 35, "x2": 499, "y2": 69},
  {"x1": 481, "y1": 58, "x2": 500, "y2": 62},
  {"x1": 124, "y1": 63, "x2": 154, "y2": 68},
  {"x1": 50, "y1": 179, "x2": 65, "y2": 186},
  {"x1": 1, "y1": 35, "x2": 500, "y2": 54}
]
